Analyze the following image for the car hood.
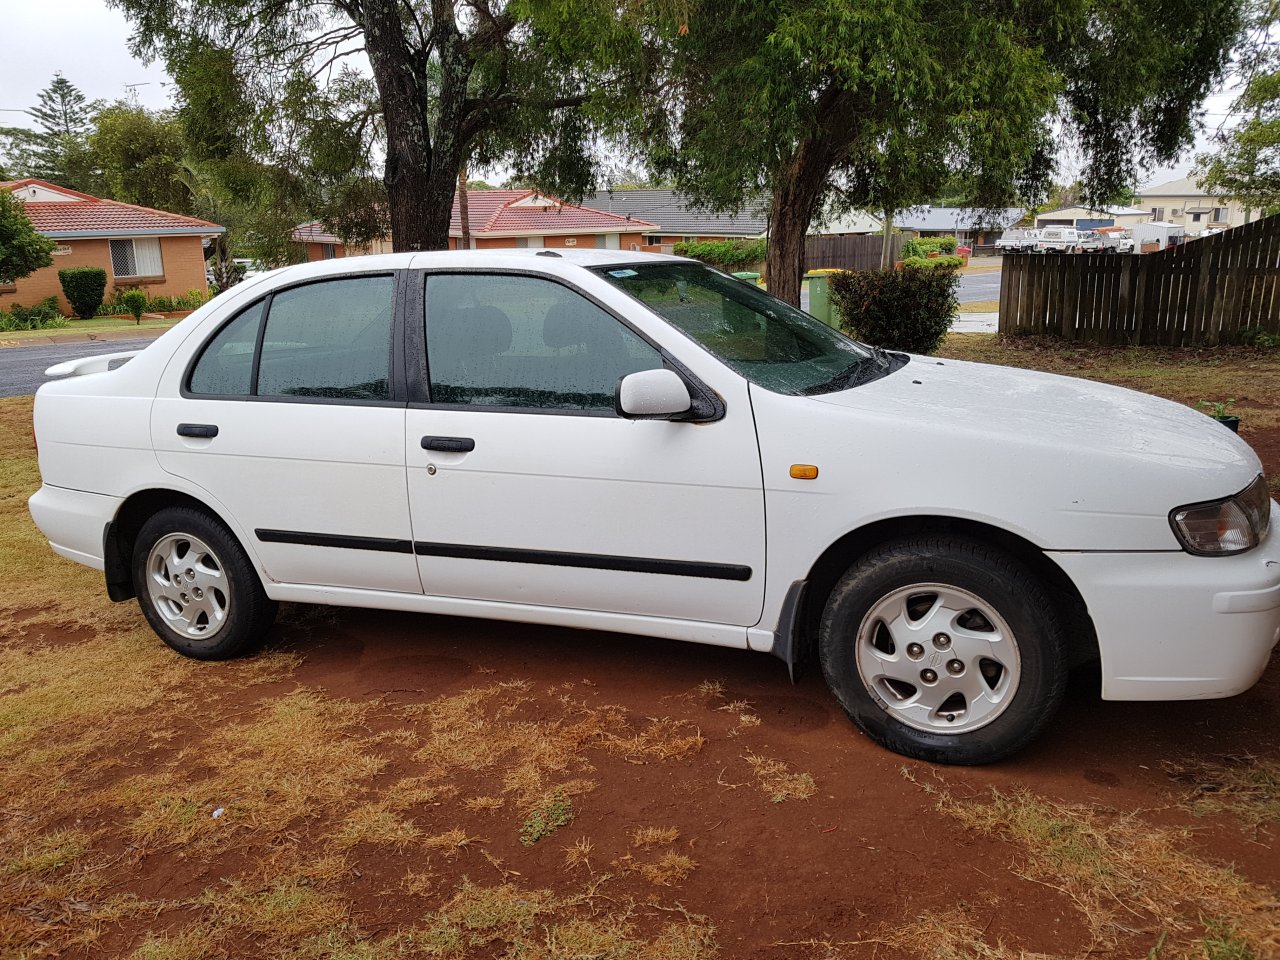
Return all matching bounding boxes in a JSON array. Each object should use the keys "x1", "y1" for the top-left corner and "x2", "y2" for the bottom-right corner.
[{"x1": 815, "y1": 355, "x2": 1256, "y2": 474}]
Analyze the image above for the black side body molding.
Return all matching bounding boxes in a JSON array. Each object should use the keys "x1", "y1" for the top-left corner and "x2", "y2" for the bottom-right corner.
[
  {"x1": 412, "y1": 541, "x2": 752, "y2": 581},
  {"x1": 255, "y1": 529, "x2": 414, "y2": 554}
]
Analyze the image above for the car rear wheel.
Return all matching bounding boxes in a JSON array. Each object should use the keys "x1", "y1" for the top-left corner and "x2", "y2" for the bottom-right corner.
[
  {"x1": 132, "y1": 506, "x2": 277, "y2": 660},
  {"x1": 819, "y1": 537, "x2": 1069, "y2": 764}
]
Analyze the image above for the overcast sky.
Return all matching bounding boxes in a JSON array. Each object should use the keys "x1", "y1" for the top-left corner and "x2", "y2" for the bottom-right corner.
[{"x1": 0, "y1": 0, "x2": 1241, "y2": 192}]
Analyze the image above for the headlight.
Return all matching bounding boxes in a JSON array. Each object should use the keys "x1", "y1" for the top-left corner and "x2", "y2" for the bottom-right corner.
[{"x1": 1170, "y1": 475, "x2": 1272, "y2": 556}]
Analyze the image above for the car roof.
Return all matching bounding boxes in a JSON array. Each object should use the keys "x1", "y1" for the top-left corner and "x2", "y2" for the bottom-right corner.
[{"x1": 259, "y1": 247, "x2": 688, "y2": 285}]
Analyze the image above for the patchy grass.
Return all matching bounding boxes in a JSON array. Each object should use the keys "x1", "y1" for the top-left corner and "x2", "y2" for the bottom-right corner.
[
  {"x1": 1164, "y1": 755, "x2": 1280, "y2": 830},
  {"x1": 743, "y1": 751, "x2": 816, "y2": 803},
  {"x1": 519, "y1": 789, "x2": 574, "y2": 845},
  {"x1": 929, "y1": 785, "x2": 1279, "y2": 957},
  {"x1": 633, "y1": 826, "x2": 681, "y2": 849},
  {"x1": 958, "y1": 298, "x2": 1001, "y2": 313}
]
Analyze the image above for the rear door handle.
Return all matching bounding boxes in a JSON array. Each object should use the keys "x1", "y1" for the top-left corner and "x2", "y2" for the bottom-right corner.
[
  {"x1": 421, "y1": 436, "x2": 475, "y2": 452},
  {"x1": 177, "y1": 423, "x2": 219, "y2": 438}
]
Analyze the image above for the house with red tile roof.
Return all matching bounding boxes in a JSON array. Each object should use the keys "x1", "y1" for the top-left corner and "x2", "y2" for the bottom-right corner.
[
  {"x1": 292, "y1": 190, "x2": 658, "y2": 261},
  {"x1": 0, "y1": 179, "x2": 223, "y2": 314}
]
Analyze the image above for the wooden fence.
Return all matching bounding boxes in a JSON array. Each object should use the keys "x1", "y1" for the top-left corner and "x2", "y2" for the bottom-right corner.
[
  {"x1": 998, "y1": 214, "x2": 1280, "y2": 345},
  {"x1": 805, "y1": 233, "x2": 904, "y2": 272}
]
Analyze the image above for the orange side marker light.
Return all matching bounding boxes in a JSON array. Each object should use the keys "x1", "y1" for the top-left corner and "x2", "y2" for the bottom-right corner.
[{"x1": 790, "y1": 464, "x2": 819, "y2": 480}]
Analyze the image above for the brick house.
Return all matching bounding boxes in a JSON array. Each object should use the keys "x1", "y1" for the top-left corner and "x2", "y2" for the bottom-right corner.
[
  {"x1": 1, "y1": 179, "x2": 222, "y2": 314},
  {"x1": 293, "y1": 190, "x2": 657, "y2": 259}
]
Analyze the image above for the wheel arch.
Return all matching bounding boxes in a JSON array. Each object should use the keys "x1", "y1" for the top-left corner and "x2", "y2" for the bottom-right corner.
[
  {"x1": 104, "y1": 488, "x2": 256, "y2": 601},
  {"x1": 787, "y1": 514, "x2": 1098, "y2": 679}
]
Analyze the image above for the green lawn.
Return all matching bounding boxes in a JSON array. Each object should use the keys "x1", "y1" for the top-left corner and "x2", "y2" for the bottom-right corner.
[{"x1": 0, "y1": 315, "x2": 181, "y2": 343}]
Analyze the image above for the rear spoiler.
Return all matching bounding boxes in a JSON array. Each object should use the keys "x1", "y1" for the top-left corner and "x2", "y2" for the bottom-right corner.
[{"x1": 45, "y1": 351, "x2": 141, "y2": 378}]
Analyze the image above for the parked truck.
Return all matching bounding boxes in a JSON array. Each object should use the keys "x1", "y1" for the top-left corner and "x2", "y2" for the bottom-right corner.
[{"x1": 994, "y1": 229, "x2": 1041, "y2": 253}]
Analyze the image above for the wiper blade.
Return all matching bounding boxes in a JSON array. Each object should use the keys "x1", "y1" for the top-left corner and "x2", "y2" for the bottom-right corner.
[{"x1": 800, "y1": 356, "x2": 880, "y2": 395}]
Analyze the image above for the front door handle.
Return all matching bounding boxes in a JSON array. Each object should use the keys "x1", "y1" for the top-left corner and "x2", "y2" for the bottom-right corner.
[
  {"x1": 421, "y1": 436, "x2": 475, "y2": 453},
  {"x1": 177, "y1": 423, "x2": 219, "y2": 438}
]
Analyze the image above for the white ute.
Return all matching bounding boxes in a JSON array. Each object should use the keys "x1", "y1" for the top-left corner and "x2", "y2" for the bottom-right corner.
[{"x1": 29, "y1": 250, "x2": 1280, "y2": 764}]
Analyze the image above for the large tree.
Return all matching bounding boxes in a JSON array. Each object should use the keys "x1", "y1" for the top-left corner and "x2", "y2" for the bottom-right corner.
[
  {"x1": 620, "y1": 0, "x2": 1243, "y2": 304},
  {"x1": 25, "y1": 73, "x2": 98, "y2": 191},
  {"x1": 0, "y1": 189, "x2": 56, "y2": 286},
  {"x1": 109, "y1": 0, "x2": 623, "y2": 252},
  {"x1": 88, "y1": 102, "x2": 192, "y2": 215}
]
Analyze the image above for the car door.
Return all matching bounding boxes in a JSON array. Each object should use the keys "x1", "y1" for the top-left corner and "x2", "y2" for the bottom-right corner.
[
  {"x1": 151, "y1": 271, "x2": 420, "y2": 593},
  {"x1": 403, "y1": 268, "x2": 766, "y2": 627}
]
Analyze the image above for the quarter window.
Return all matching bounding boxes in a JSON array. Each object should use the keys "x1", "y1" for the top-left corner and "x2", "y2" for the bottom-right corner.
[
  {"x1": 424, "y1": 274, "x2": 663, "y2": 412},
  {"x1": 110, "y1": 237, "x2": 163, "y2": 278},
  {"x1": 256, "y1": 275, "x2": 395, "y2": 400},
  {"x1": 188, "y1": 300, "x2": 264, "y2": 396}
]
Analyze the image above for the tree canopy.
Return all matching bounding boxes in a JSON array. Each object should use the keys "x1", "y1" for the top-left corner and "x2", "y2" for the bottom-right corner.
[
  {"x1": 608, "y1": 0, "x2": 1244, "y2": 303},
  {"x1": 0, "y1": 189, "x2": 56, "y2": 286}
]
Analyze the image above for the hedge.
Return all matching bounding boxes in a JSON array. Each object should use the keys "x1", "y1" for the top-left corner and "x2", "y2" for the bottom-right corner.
[
  {"x1": 58, "y1": 266, "x2": 108, "y2": 319},
  {"x1": 673, "y1": 238, "x2": 768, "y2": 270},
  {"x1": 901, "y1": 254, "x2": 964, "y2": 270},
  {"x1": 828, "y1": 267, "x2": 960, "y2": 355}
]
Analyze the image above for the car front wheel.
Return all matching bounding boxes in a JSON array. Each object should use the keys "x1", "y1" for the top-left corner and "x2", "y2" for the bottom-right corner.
[
  {"x1": 819, "y1": 537, "x2": 1069, "y2": 764},
  {"x1": 132, "y1": 506, "x2": 277, "y2": 660}
]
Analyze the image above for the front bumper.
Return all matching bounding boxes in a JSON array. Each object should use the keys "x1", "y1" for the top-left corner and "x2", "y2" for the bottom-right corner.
[
  {"x1": 28, "y1": 483, "x2": 122, "y2": 571},
  {"x1": 1050, "y1": 502, "x2": 1280, "y2": 700}
]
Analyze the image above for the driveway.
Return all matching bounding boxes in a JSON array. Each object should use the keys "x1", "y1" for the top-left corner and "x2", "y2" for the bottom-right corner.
[{"x1": 0, "y1": 337, "x2": 156, "y2": 398}]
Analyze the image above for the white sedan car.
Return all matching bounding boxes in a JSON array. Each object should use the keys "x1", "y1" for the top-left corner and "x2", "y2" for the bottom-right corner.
[{"x1": 29, "y1": 250, "x2": 1280, "y2": 764}]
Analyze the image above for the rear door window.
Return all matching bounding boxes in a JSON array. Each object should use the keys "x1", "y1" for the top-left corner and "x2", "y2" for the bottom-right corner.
[{"x1": 257, "y1": 276, "x2": 395, "y2": 401}]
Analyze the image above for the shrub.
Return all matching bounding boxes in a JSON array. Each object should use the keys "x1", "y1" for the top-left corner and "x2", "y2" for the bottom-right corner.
[
  {"x1": 0, "y1": 296, "x2": 68, "y2": 332},
  {"x1": 120, "y1": 288, "x2": 148, "y2": 324},
  {"x1": 57, "y1": 267, "x2": 108, "y2": 319},
  {"x1": 95, "y1": 287, "x2": 212, "y2": 316},
  {"x1": 902, "y1": 254, "x2": 964, "y2": 270},
  {"x1": 900, "y1": 236, "x2": 959, "y2": 260},
  {"x1": 829, "y1": 267, "x2": 960, "y2": 355},
  {"x1": 674, "y1": 238, "x2": 768, "y2": 270}
]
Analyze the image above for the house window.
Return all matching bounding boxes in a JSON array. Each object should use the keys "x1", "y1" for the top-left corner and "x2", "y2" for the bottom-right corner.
[
  {"x1": 110, "y1": 237, "x2": 163, "y2": 278},
  {"x1": 1212, "y1": 207, "x2": 1228, "y2": 223},
  {"x1": 321, "y1": 243, "x2": 338, "y2": 259},
  {"x1": 1150, "y1": 207, "x2": 1165, "y2": 221},
  {"x1": 514, "y1": 238, "x2": 529, "y2": 249}
]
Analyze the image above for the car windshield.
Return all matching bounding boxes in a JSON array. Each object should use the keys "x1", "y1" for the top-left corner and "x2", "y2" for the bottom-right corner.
[{"x1": 592, "y1": 262, "x2": 882, "y2": 395}]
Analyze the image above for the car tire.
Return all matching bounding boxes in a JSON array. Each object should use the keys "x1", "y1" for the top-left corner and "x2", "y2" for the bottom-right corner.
[
  {"x1": 819, "y1": 537, "x2": 1069, "y2": 765},
  {"x1": 132, "y1": 506, "x2": 277, "y2": 660}
]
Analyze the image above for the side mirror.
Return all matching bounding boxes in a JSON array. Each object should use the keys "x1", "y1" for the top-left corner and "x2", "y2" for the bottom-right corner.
[{"x1": 616, "y1": 368, "x2": 693, "y2": 419}]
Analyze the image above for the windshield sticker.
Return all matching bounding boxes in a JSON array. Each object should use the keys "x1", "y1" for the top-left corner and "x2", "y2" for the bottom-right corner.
[{"x1": 608, "y1": 269, "x2": 638, "y2": 278}]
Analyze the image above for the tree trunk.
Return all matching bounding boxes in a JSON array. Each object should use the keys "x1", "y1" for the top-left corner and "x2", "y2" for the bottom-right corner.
[
  {"x1": 359, "y1": 0, "x2": 458, "y2": 251},
  {"x1": 879, "y1": 211, "x2": 895, "y2": 269},
  {"x1": 458, "y1": 167, "x2": 471, "y2": 250},
  {"x1": 765, "y1": 138, "x2": 831, "y2": 307}
]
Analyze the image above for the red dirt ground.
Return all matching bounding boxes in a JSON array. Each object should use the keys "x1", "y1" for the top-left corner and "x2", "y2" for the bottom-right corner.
[{"x1": 6, "y1": 413, "x2": 1279, "y2": 959}]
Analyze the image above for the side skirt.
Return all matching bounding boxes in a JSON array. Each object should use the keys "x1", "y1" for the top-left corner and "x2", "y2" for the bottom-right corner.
[{"x1": 263, "y1": 581, "x2": 754, "y2": 650}]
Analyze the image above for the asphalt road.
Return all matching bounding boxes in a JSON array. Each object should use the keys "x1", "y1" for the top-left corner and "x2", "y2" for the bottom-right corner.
[
  {"x1": 0, "y1": 337, "x2": 157, "y2": 398},
  {"x1": 957, "y1": 267, "x2": 1002, "y2": 303}
]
